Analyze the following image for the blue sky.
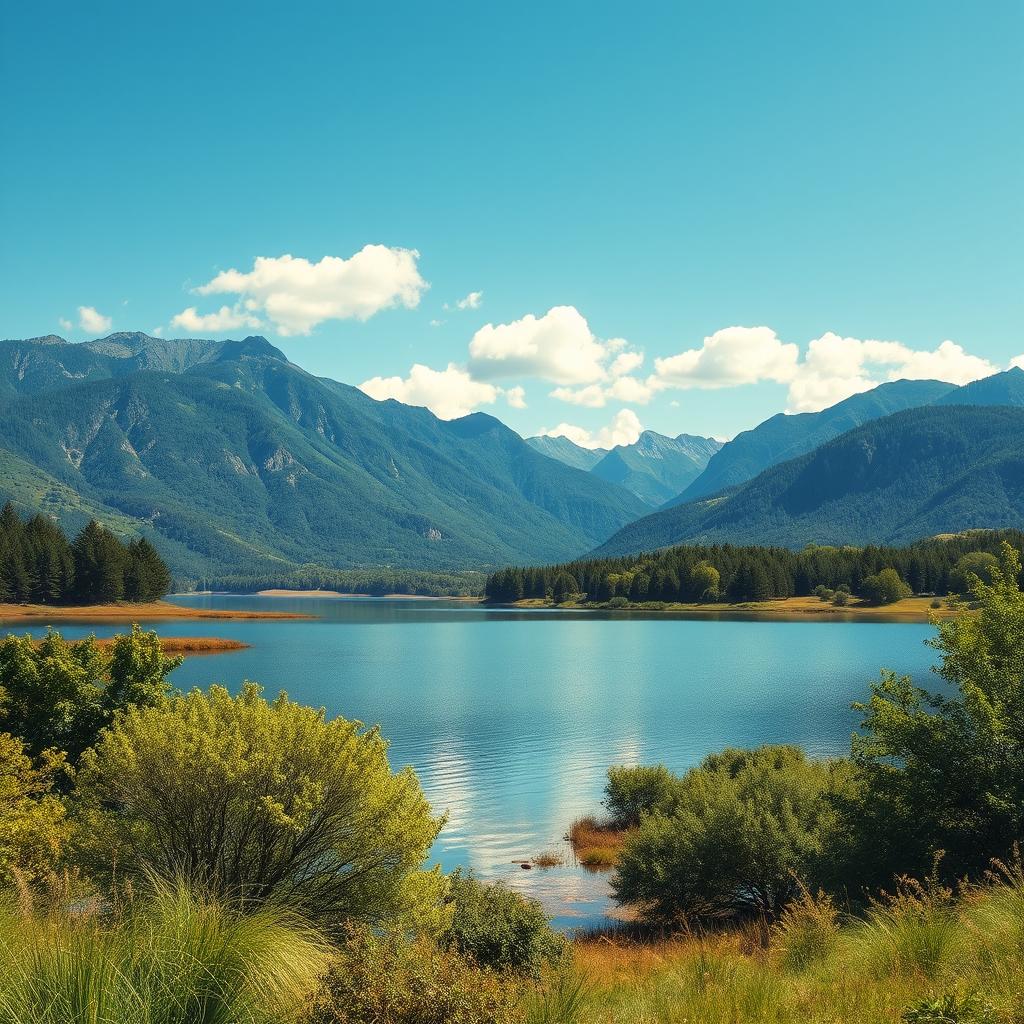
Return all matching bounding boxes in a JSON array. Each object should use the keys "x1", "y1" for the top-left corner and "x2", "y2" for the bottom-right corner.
[{"x1": 2, "y1": 1, "x2": 1022, "y2": 444}]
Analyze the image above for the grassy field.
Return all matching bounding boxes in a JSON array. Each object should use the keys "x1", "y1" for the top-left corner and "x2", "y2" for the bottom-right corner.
[
  {"x1": 0, "y1": 600, "x2": 310, "y2": 622},
  {"x1": 561, "y1": 869, "x2": 1024, "y2": 1023}
]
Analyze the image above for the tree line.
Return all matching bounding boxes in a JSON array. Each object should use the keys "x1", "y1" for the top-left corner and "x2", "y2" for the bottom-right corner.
[
  {"x1": 484, "y1": 529, "x2": 1024, "y2": 605},
  {"x1": 0, "y1": 504, "x2": 171, "y2": 604}
]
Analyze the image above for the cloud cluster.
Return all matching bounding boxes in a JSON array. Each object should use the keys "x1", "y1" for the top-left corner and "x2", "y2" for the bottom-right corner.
[
  {"x1": 445, "y1": 290, "x2": 482, "y2": 311},
  {"x1": 179, "y1": 247, "x2": 428, "y2": 336},
  {"x1": 78, "y1": 306, "x2": 112, "y2": 333},
  {"x1": 538, "y1": 409, "x2": 644, "y2": 451},
  {"x1": 171, "y1": 304, "x2": 263, "y2": 333},
  {"x1": 359, "y1": 363, "x2": 525, "y2": 421}
]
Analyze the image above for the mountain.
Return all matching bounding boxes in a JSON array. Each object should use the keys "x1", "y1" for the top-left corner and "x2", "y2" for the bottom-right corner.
[
  {"x1": 674, "y1": 378, "x2": 956, "y2": 504},
  {"x1": 591, "y1": 405, "x2": 1024, "y2": 557},
  {"x1": 935, "y1": 365, "x2": 1024, "y2": 407},
  {"x1": 525, "y1": 434, "x2": 607, "y2": 472},
  {"x1": 0, "y1": 334, "x2": 647, "y2": 580},
  {"x1": 589, "y1": 432, "x2": 723, "y2": 506}
]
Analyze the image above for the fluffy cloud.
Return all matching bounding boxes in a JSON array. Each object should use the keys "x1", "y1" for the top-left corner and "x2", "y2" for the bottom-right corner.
[
  {"x1": 451, "y1": 290, "x2": 483, "y2": 311},
  {"x1": 171, "y1": 304, "x2": 263, "y2": 333},
  {"x1": 359, "y1": 363, "x2": 524, "y2": 420},
  {"x1": 549, "y1": 384, "x2": 608, "y2": 408},
  {"x1": 78, "y1": 306, "x2": 112, "y2": 333},
  {"x1": 786, "y1": 333, "x2": 998, "y2": 412},
  {"x1": 188, "y1": 247, "x2": 428, "y2": 336},
  {"x1": 468, "y1": 306, "x2": 631, "y2": 385},
  {"x1": 654, "y1": 326, "x2": 799, "y2": 389},
  {"x1": 58, "y1": 317, "x2": 73, "y2": 332},
  {"x1": 539, "y1": 409, "x2": 643, "y2": 450}
]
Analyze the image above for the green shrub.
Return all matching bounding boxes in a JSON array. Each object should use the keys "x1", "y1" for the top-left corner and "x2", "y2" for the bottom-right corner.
[
  {"x1": 77, "y1": 682, "x2": 447, "y2": 931},
  {"x1": 902, "y1": 991, "x2": 998, "y2": 1023},
  {"x1": 860, "y1": 567, "x2": 912, "y2": 605},
  {"x1": 831, "y1": 590, "x2": 850, "y2": 607},
  {"x1": 813, "y1": 585, "x2": 835, "y2": 602},
  {"x1": 612, "y1": 747, "x2": 852, "y2": 921},
  {"x1": 606, "y1": 596, "x2": 630, "y2": 609},
  {"x1": 444, "y1": 869, "x2": 567, "y2": 979},
  {"x1": 604, "y1": 764, "x2": 683, "y2": 827},
  {"x1": 309, "y1": 926, "x2": 523, "y2": 1024}
]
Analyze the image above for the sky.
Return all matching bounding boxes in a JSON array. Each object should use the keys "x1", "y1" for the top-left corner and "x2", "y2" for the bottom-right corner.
[{"x1": 2, "y1": 1, "x2": 1022, "y2": 445}]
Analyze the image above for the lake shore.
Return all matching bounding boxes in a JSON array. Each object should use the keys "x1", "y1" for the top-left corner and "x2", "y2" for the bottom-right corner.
[
  {"x1": 50, "y1": 635, "x2": 250, "y2": 656},
  {"x1": 0, "y1": 600, "x2": 312, "y2": 623},
  {"x1": 507, "y1": 594, "x2": 963, "y2": 622},
  {"x1": 254, "y1": 588, "x2": 460, "y2": 600}
]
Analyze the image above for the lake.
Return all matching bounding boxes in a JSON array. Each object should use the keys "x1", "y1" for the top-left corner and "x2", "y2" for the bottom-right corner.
[{"x1": 10, "y1": 595, "x2": 940, "y2": 931}]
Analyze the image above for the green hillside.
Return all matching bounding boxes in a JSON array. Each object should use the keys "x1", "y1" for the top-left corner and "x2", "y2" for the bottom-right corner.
[
  {"x1": 0, "y1": 335, "x2": 646, "y2": 581},
  {"x1": 592, "y1": 405, "x2": 1024, "y2": 556}
]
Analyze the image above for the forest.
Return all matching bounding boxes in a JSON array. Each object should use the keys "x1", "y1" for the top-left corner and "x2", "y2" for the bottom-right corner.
[
  {"x1": 484, "y1": 529, "x2": 1024, "y2": 604},
  {"x1": 0, "y1": 504, "x2": 170, "y2": 604}
]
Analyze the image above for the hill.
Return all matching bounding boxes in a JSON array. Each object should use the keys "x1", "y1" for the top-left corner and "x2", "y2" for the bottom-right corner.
[
  {"x1": 674, "y1": 378, "x2": 956, "y2": 503},
  {"x1": 591, "y1": 405, "x2": 1024, "y2": 556},
  {"x1": 525, "y1": 434, "x2": 607, "y2": 471},
  {"x1": 0, "y1": 334, "x2": 647, "y2": 581}
]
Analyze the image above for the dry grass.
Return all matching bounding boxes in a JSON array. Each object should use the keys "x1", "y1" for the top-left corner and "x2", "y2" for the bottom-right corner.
[
  {"x1": 567, "y1": 817, "x2": 631, "y2": 870},
  {"x1": 0, "y1": 601, "x2": 309, "y2": 622},
  {"x1": 532, "y1": 851, "x2": 565, "y2": 869}
]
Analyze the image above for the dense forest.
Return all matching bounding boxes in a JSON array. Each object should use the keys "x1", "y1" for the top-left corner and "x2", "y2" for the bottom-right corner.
[
  {"x1": 0, "y1": 504, "x2": 170, "y2": 604},
  {"x1": 485, "y1": 529, "x2": 1024, "y2": 604}
]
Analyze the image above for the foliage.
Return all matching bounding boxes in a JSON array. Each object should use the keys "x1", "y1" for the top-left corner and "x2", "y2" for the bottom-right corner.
[
  {"x1": 604, "y1": 764, "x2": 684, "y2": 827},
  {"x1": 309, "y1": 926, "x2": 524, "y2": 1024},
  {"x1": 444, "y1": 869, "x2": 568, "y2": 979},
  {"x1": 77, "y1": 682, "x2": 447, "y2": 931},
  {"x1": 485, "y1": 530, "x2": 1024, "y2": 606},
  {"x1": 902, "y1": 992, "x2": 998, "y2": 1024},
  {"x1": 861, "y1": 567, "x2": 912, "y2": 604},
  {"x1": 612, "y1": 746, "x2": 852, "y2": 921},
  {"x1": 771, "y1": 886, "x2": 840, "y2": 971},
  {"x1": 950, "y1": 551, "x2": 1000, "y2": 594},
  {"x1": 0, "y1": 504, "x2": 170, "y2": 605},
  {"x1": 0, "y1": 880, "x2": 331, "y2": 1024},
  {"x1": 0, "y1": 625, "x2": 180, "y2": 764},
  {"x1": 852, "y1": 542, "x2": 1024, "y2": 883},
  {"x1": 0, "y1": 733, "x2": 69, "y2": 885}
]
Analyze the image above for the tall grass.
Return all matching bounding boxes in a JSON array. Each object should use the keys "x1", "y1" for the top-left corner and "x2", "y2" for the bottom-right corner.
[
  {"x1": 0, "y1": 880, "x2": 331, "y2": 1024},
  {"x1": 549, "y1": 869, "x2": 1024, "y2": 1023}
]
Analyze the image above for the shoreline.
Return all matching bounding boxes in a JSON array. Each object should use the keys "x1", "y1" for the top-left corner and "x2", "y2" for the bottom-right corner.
[
  {"x1": 0, "y1": 600, "x2": 313, "y2": 623},
  {"x1": 65, "y1": 635, "x2": 250, "y2": 656},
  {"x1": 503, "y1": 594, "x2": 963, "y2": 623}
]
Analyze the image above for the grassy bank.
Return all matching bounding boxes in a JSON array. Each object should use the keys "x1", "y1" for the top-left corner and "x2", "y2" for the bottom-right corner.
[
  {"x1": 0, "y1": 600, "x2": 311, "y2": 622},
  {"x1": 566, "y1": 869, "x2": 1024, "y2": 1023},
  {"x1": 511, "y1": 594, "x2": 963, "y2": 622}
]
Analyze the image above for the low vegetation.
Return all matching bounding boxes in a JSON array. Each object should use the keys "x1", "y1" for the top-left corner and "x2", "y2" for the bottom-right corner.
[{"x1": 1, "y1": 543, "x2": 1024, "y2": 1020}]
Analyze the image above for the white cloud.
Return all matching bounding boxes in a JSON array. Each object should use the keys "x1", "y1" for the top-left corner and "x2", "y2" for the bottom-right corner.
[
  {"x1": 58, "y1": 317, "x2": 73, "y2": 332},
  {"x1": 468, "y1": 305, "x2": 633, "y2": 385},
  {"x1": 171, "y1": 304, "x2": 263, "y2": 333},
  {"x1": 151, "y1": 327, "x2": 164, "y2": 337},
  {"x1": 549, "y1": 384, "x2": 608, "y2": 408},
  {"x1": 190, "y1": 246, "x2": 428, "y2": 336},
  {"x1": 455, "y1": 290, "x2": 483, "y2": 310},
  {"x1": 607, "y1": 375, "x2": 658, "y2": 404},
  {"x1": 1011, "y1": 354, "x2": 1024, "y2": 371},
  {"x1": 504, "y1": 385, "x2": 527, "y2": 409},
  {"x1": 78, "y1": 306, "x2": 112, "y2": 333},
  {"x1": 655, "y1": 326, "x2": 799, "y2": 389},
  {"x1": 359, "y1": 363, "x2": 501, "y2": 420},
  {"x1": 430, "y1": 318, "x2": 444, "y2": 327},
  {"x1": 786, "y1": 332, "x2": 998, "y2": 412},
  {"x1": 539, "y1": 409, "x2": 644, "y2": 450},
  {"x1": 609, "y1": 350, "x2": 644, "y2": 377}
]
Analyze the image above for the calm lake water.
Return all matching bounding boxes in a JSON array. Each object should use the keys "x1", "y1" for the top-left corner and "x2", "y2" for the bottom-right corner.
[{"x1": 8, "y1": 596, "x2": 940, "y2": 931}]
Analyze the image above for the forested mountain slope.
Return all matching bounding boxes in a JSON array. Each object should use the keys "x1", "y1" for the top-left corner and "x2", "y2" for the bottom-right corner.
[
  {"x1": 592, "y1": 405, "x2": 1024, "y2": 556},
  {"x1": 0, "y1": 334, "x2": 646, "y2": 579}
]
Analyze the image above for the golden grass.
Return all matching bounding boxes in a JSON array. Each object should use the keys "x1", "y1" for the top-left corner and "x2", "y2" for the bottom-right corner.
[
  {"x1": 567, "y1": 817, "x2": 631, "y2": 870},
  {"x1": 0, "y1": 601, "x2": 310, "y2": 622},
  {"x1": 532, "y1": 851, "x2": 565, "y2": 869}
]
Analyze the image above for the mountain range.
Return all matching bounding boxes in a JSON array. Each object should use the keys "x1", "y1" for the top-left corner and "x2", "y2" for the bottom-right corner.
[
  {"x1": 527, "y1": 431, "x2": 723, "y2": 505},
  {"x1": 0, "y1": 333, "x2": 646, "y2": 580},
  {"x1": 2, "y1": 330, "x2": 1023, "y2": 582}
]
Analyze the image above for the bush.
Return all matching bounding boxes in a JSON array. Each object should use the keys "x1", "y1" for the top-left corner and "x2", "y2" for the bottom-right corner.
[
  {"x1": 902, "y1": 991, "x2": 998, "y2": 1023},
  {"x1": 771, "y1": 887, "x2": 840, "y2": 971},
  {"x1": 77, "y1": 682, "x2": 446, "y2": 931},
  {"x1": 444, "y1": 869, "x2": 567, "y2": 979},
  {"x1": 860, "y1": 568, "x2": 912, "y2": 605},
  {"x1": 310, "y1": 927, "x2": 523, "y2": 1024},
  {"x1": 813, "y1": 585, "x2": 835, "y2": 602},
  {"x1": 606, "y1": 596, "x2": 630, "y2": 609},
  {"x1": 612, "y1": 747, "x2": 852, "y2": 921},
  {"x1": 949, "y1": 551, "x2": 1000, "y2": 596},
  {"x1": 831, "y1": 590, "x2": 850, "y2": 607},
  {"x1": 604, "y1": 764, "x2": 683, "y2": 827},
  {"x1": 0, "y1": 626, "x2": 180, "y2": 764}
]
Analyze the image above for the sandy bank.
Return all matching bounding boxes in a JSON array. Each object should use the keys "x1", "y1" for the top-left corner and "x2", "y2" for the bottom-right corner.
[{"x1": 0, "y1": 601, "x2": 311, "y2": 623}]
